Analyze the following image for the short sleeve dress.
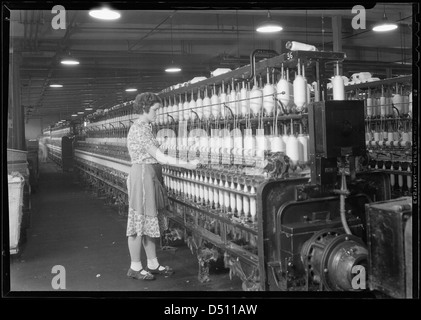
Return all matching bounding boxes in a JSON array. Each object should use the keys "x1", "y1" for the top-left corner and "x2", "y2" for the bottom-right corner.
[{"x1": 126, "y1": 119, "x2": 169, "y2": 238}]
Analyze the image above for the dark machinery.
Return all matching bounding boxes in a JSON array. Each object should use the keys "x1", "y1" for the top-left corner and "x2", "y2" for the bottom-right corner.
[{"x1": 41, "y1": 50, "x2": 414, "y2": 296}]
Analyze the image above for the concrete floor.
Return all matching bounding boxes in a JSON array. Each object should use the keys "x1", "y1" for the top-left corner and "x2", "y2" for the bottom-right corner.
[{"x1": 9, "y1": 159, "x2": 243, "y2": 292}]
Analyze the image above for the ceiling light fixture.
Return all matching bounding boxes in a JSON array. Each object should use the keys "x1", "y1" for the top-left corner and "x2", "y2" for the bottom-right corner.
[
  {"x1": 165, "y1": 15, "x2": 182, "y2": 73},
  {"x1": 71, "y1": 114, "x2": 78, "y2": 117},
  {"x1": 125, "y1": 88, "x2": 138, "y2": 92},
  {"x1": 49, "y1": 84, "x2": 63, "y2": 88},
  {"x1": 89, "y1": 7, "x2": 121, "y2": 20},
  {"x1": 85, "y1": 107, "x2": 93, "y2": 111},
  {"x1": 77, "y1": 111, "x2": 85, "y2": 114},
  {"x1": 165, "y1": 65, "x2": 182, "y2": 73},
  {"x1": 256, "y1": 10, "x2": 283, "y2": 33},
  {"x1": 60, "y1": 52, "x2": 80, "y2": 65},
  {"x1": 372, "y1": 5, "x2": 398, "y2": 32}
]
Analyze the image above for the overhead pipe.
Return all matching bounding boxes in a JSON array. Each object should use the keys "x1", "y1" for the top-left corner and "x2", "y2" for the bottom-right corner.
[{"x1": 247, "y1": 49, "x2": 279, "y2": 82}]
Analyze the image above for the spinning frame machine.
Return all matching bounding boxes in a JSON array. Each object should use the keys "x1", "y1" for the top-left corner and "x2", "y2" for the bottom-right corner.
[{"x1": 42, "y1": 49, "x2": 414, "y2": 295}]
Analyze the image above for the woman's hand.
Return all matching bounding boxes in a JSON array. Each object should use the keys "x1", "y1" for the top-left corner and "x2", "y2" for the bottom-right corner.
[{"x1": 184, "y1": 159, "x2": 200, "y2": 170}]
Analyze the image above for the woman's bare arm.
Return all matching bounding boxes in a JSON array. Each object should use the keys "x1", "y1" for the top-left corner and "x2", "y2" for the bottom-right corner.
[{"x1": 146, "y1": 144, "x2": 198, "y2": 170}]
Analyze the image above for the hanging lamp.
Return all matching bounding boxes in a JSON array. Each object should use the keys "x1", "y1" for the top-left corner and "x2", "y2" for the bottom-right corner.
[
  {"x1": 89, "y1": 6, "x2": 121, "y2": 20},
  {"x1": 372, "y1": 5, "x2": 398, "y2": 32},
  {"x1": 60, "y1": 51, "x2": 80, "y2": 65},
  {"x1": 256, "y1": 10, "x2": 283, "y2": 33},
  {"x1": 165, "y1": 15, "x2": 182, "y2": 72}
]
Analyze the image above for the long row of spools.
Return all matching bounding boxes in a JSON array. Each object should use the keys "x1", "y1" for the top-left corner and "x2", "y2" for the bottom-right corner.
[
  {"x1": 157, "y1": 123, "x2": 310, "y2": 168},
  {"x1": 156, "y1": 61, "x2": 325, "y2": 125},
  {"x1": 365, "y1": 120, "x2": 412, "y2": 148},
  {"x1": 369, "y1": 158, "x2": 412, "y2": 195},
  {"x1": 363, "y1": 84, "x2": 412, "y2": 118},
  {"x1": 163, "y1": 167, "x2": 258, "y2": 223}
]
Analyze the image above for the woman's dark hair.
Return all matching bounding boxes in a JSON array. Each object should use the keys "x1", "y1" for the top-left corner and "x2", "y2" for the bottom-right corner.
[{"x1": 133, "y1": 92, "x2": 162, "y2": 114}]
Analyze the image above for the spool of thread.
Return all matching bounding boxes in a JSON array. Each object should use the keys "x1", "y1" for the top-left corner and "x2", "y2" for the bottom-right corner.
[
  {"x1": 189, "y1": 173, "x2": 194, "y2": 199},
  {"x1": 230, "y1": 182, "x2": 236, "y2": 213},
  {"x1": 172, "y1": 100, "x2": 179, "y2": 122},
  {"x1": 398, "y1": 173, "x2": 403, "y2": 189},
  {"x1": 224, "y1": 135, "x2": 234, "y2": 154},
  {"x1": 243, "y1": 185, "x2": 250, "y2": 218},
  {"x1": 288, "y1": 82, "x2": 294, "y2": 110},
  {"x1": 203, "y1": 177, "x2": 209, "y2": 204},
  {"x1": 286, "y1": 134, "x2": 300, "y2": 166},
  {"x1": 392, "y1": 93, "x2": 404, "y2": 114},
  {"x1": 380, "y1": 99, "x2": 387, "y2": 117},
  {"x1": 332, "y1": 76, "x2": 345, "y2": 100},
  {"x1": 236, "y1": 184, "x2": 243, "y2": 215},
  {"x1": 220, "y1": 92, "x2": 228, "y2": 120},
  {"x1": 219, "y1": 179, "x2": 225, "y2": 208},
  {"x1": 390, "y1": 174, "x2": 395, "y2": 187},
  {"x1": 182, "y1": 98, "x2": 189, "y2": 122},
  {"x1": 366, "y1": 97, "x2": 373, "y2": 117},
  {"x1": 229, "y1": 87, "x2": 238, "y2": 116},
  {"x1": 293, "y1": 75, "x2": 307, "y2": 111},
  {"x1": 263, "y1": 83, "x2": 275, "y2": 116},
  {"x1": 203, "y1": 92, "x2": 211, "y2": 120},
  {"x1": 240, "y1": 83, "x2": 250, "y2": 117},
  {"x1": 208, "y1": 178, "x2": 214, "y2": 207},
  {"x1": 297, "y1": 134, "x2": 309, "y2": 163},
  {"x1": 381, "y1": 131, "x2": 387, "y2": 141},
  {"x1": 276, "y1": 77, "x2": 290, "y2": 111},
  {"x1": 409, "y1": 92, "x2": 412, "y2": 114},
  {"x1": 189, "y1": 100, "x2": 197, "y2": 122},
  {"x1": 211, "y1": 91, "x2": 220, "y2": 119},
  {"x1": 244, "y1": 129, "x2": 256, "y2": 157},
  {"x1": 178, "y1": 98, "x2": 184, "y2": 122},
  {"x1": 224, "y1": 180, "x2": 230, "y2": 210},
  {"x1": 380, "y1": 96, "x2": 387, "y2": 117},
  {"x1": 196, "y1": 174, "x2": 201, "y2": 201},
  {"x1": 196, "y1": 94, "x2": 203, "y2": 120},
  {"x1": 250, "y1": 186, "x2": 257, "y2": 222},
  {"x1": 183, "y1": 172, "x2": 188, "y2": 197},
  {"x1": 402, "y1": 95, "x2": 409, "y2": 114},
  {"x1": 250, "y1": 84, "x2": 263, "y2": 116},
  {"x1": 213, "y1": 178, "x2": 219, "y2": 208},
  {"x1": 234, "y1": 135, "x2": 243, "y2": 151},
  {"x1": 270, "y1": 136, "x2": 286, "y2": 153}
]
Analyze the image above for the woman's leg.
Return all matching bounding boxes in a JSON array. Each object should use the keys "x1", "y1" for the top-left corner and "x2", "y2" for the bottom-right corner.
[
  {"x1": 143, "y1": 236, "x2": 163, "y2": 270},
  {"x1": 128, "y1": 235, "x2": 142, "y2": 261},
  {"x1": 128, "y1": 235, "x2": 144, "y2": 272},
  {"x1": 127, "y1": 235, "x2": 155, "y2": 279},
  {"x1": 143, "y1": 236, "x2": 173, "y2": 273},
  {"x1": 143, "y1": 235, "x2": 157, "y2": 260}
]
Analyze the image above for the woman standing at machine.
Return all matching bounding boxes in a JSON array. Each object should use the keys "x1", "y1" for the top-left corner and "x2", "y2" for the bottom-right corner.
[{"x1": 126, "y1": 92, "x2": 199, "y2": 280}]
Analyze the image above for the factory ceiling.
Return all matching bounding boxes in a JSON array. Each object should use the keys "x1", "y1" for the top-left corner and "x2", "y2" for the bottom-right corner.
[{"x1": 6, "y1": 2, "x2": 415, "y2": 125}]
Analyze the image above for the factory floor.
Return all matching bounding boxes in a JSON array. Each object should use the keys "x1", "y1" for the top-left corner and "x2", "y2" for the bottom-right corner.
[{"x1": 9, "y1": 159, "x2": 243, "y2": 293}]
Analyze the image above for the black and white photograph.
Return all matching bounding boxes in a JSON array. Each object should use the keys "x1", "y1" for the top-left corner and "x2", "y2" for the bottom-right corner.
[{"x1": 2, "y1": 0, "x2": 419, "y2": 309}]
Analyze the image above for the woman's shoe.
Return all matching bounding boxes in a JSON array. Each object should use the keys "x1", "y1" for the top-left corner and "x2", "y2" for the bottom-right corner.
[
  {"x1": 148, "y1": 265, "x2": 174, "y2": 275},
  {"x1": 127, "y1": 268, "x2": 156, "y2": 280}
]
